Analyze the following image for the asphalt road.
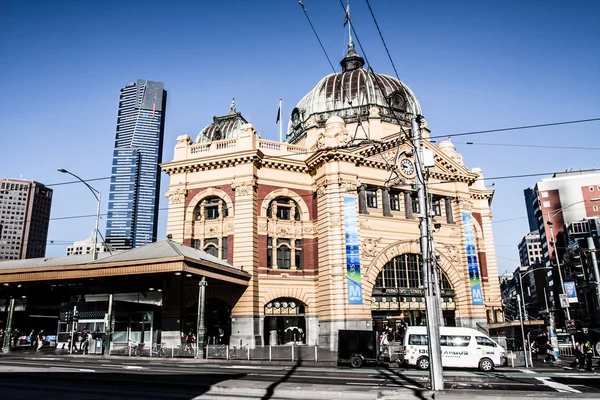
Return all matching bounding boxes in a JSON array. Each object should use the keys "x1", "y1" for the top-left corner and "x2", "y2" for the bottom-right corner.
[{"x1": 0, "y1": 353, "x2": 599, "y2": 399}]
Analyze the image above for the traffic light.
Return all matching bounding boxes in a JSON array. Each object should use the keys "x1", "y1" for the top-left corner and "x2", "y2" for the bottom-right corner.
[
  {"x1": 64, "y1": 311, "x2": 72, "y2": 324},
  {"x1": 73, "y1": 311, "x2": 79, "y2": 322},
  {"x1": 565, "y1": 319, "x2": 577, "y2": 335}
]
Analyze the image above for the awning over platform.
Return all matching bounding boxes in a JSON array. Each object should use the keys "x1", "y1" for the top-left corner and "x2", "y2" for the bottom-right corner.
[{"x1": 0, "y1": 240, "x2": 250, "y2": 286}]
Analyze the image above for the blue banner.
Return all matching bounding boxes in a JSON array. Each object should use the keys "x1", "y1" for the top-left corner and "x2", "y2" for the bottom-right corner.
[
  {"x1": 344, "y1": 196, "x2": 363, "y2": 304},
  {"x1": 461, "y1": 212, "x2": 484, "y2": 305},
  {"x1": 564, "y1": 281, "x2": 578, "y2": 303}
]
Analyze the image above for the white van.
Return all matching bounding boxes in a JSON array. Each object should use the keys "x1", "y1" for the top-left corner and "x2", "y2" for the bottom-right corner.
[{"x1": 403, "y1": 326, "x2": 506, "y2": 372}]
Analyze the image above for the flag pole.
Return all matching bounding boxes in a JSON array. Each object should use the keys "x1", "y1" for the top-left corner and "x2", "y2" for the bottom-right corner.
[
  {"x1": 347, "y1": 1, "x2": 352, "y2": 46},
  {"x1": 279, "y1": 98, "x2": 283, "y2": 142}
]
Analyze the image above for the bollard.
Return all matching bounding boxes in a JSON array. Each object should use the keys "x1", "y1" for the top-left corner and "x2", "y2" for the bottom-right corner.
[
  {"x1": 269, "y1": 345, "x2": 272, "y2": 362},
  {"x1": 315, "y1": 345, "x2": 318, "y2": 362},
  {"x1": 291, "y1": 343, "x2": 294, "y2": 362}
]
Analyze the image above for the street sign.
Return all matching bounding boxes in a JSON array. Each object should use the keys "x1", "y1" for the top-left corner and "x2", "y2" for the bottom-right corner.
[{"x1": 559, "y1": 294, "x2": 569, "y2": 308}]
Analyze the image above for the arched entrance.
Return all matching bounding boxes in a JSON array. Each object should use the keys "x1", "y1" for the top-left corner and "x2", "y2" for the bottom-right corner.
[
  {"x1": 185, "y1": 298, "x2": 232, "y2": 344},
  {"x1": 264, "y1": 298, "x2": 306, "y2": 345},
  {"x1": 371, "y1": 254, "x2": 456, "y2": 342}
]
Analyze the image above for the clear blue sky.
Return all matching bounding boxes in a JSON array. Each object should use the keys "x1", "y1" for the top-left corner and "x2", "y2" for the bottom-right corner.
[{"x1": 1, "y1": 1, "x2": 599, "y2": 275}]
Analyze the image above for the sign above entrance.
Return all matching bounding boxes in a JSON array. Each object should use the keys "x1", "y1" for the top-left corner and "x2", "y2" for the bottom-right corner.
[{"x1": 344, "y1": 196, "x2": 363, "y2": 304}]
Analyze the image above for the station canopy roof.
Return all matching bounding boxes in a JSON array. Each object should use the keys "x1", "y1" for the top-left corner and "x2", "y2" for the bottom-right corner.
[{"x1": 0, "y1": 240, "x2": 250, "y2": 286}]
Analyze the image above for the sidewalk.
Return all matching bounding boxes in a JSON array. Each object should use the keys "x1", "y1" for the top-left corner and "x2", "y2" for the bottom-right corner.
[{"x1": 0, "y1": 346, "x2": 339, "y2": 367}]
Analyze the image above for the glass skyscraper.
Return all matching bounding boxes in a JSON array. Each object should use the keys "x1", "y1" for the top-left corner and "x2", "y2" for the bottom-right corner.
[{"x1": 105, "y1": 80, "x2": 167, "y2": 250}]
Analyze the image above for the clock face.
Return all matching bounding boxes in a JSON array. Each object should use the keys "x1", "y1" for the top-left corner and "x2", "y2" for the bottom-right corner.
[{"x1": 400, "y1": 158, "x2": 415, "y2": 176}]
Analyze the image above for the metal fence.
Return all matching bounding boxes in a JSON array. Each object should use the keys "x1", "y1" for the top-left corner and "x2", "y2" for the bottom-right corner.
[{"x1": 108, "y1": 342, "x2": 338, "y2": 362}]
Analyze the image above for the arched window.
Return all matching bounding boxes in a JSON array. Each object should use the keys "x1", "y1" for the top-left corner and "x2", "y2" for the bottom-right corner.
[
  {"x1": 374, "y1": 254, "x2": 452, "y2": 291},
  {"x1": 193, "y1": 237, "x2": 229, "y2": 260},
  {"x1": 205, "y1": 244, "x2": 218, "y2": 257},
  {"x1": 194, "y1": 196, "x2": 229, "y2": 221},
  {"x1": 267, "y1": 237, "x2": 303, "y2": 270},
  {"x1": 267, "y1": 197, "x2": 300, "y2": 221}
]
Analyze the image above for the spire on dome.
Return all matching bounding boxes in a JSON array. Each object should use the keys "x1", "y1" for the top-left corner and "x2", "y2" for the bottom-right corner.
[{"x1": 340, "y1": 42, "x2": 365, "y2": 72}]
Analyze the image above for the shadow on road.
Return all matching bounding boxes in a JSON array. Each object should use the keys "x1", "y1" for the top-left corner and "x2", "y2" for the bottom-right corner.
[
  {"x1": 377, "y1": 365, "x2": 430, "y2": 400},
  {"x1": 0, "y1": 370, "x2": 246, "y2": 400},
  {"x1": 261, "y1": 360, "x2": 301, "y2": 400}
]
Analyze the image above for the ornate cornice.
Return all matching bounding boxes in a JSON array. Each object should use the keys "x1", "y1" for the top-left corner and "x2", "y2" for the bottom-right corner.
[
  {"x1": 161, "y1": 151, "x2": 262, "y2": 175},
  {"x1": 470, "y1": 190, "x2": 494, "y2": 200}
]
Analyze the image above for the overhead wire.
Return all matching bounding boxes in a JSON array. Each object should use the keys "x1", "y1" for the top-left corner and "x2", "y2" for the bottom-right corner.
[
  {"x1": 429, "y1": 118, "x2": 600, "y2": 140},
  {"x1": 297, "y1": 0, "x2": 372, "y2": 144},
  {"x1": 434, "y1": 140, "x2": 600, "y2": 152}
]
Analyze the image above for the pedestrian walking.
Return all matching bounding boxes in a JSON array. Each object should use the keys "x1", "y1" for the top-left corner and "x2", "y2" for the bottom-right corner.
[
  {"x1": 36, "y1": 330, "x2": 45, "y2": 351},
  {"x1": 572, "y1": 343, "x2": 583, "y2": 369},
  {"x1": 544, "y1": 341, "x2": 555, "y2": 363},
  {"x1": 12, "y1": 329, "x2": 19, "y2": 348},
  {"x1": 29, "y1": 329, "x2": 37, "y2": 348},
  {"x1": 577, "y1": 342, "x2": 586, "y2": 370},
  {"x1": 530, "y1": 341, "x2": 538, "y2": 360}
]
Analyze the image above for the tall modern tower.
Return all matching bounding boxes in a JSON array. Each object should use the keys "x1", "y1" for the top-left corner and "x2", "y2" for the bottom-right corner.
[
  {"x1": 105, "y1": 80, "x2": 167, "y2": 251},
  {"x1": 0, "y1": 179, "x2": 53, "y2": 260}
]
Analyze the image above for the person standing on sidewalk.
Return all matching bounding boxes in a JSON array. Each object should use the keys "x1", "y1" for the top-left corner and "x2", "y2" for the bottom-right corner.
[{"x1": 584, "y1": 341, "x2": 594, "y2": 371}]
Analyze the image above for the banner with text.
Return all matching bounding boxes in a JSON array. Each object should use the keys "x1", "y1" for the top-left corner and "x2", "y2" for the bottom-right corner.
[
  {"x1": 344, "y1": 196, "x2": 363, "y2": 304},
  {"x1": 564, "y1": 281, "x2": 578, "y2": 303},
  {"x1": 461, "y1": 212, "x2": 484, "y2": 305}
]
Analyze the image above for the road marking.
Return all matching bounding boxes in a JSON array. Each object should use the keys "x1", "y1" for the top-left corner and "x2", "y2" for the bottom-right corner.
[
  {"x1": 124, "y1": 365, "x2": 144, "y2": 370},
  {"x1": 248, "y1": 373, "x2": 397, "y2": 382},
  {"x1": 78, "y1": 368, "x2": 96, "y2": 372},
  {"x1": 226, "y1": 365, "x2": 263, "y2": 369},
  {"x1": 536, "y1": 377, "x2": 581, "y2": 393},
  {"x1": 521, "y1": 369, "x2": 536, "y2": 374}
]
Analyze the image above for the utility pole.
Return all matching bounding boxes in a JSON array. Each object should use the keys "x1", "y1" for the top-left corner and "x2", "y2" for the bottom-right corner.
[
  {"x1": 516, "y1": 294, "x2": 529, "y2": 368},
  {"x1": 196, "y1": 277, "x2": 207, "y2": 359},
  {"x1": 412, "y1": 115, "x2": 443, "y2": 391},
  {"x1": 586, "y1": 233, "x2": 600, "y2": 309}
]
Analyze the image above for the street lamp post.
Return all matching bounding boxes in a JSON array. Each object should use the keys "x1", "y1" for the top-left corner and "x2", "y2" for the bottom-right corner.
[
  {"x1": 517, "y1": 266, "x2": 559, "y2": 361},
  {"x1": 57, "y1": 169, "x2": 101, "y2": 261},
  {"x1": 516, "y1": 294, "x2": 529, "y2": 368},
  {"x1": 547, "y1": 219, "x2": 571, "y2": 321},
  {"x1": 545, "y1": 198, "x2": 599, "y2": 352}
]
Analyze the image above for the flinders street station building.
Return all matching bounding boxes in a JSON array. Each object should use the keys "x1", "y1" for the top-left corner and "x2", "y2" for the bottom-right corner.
[
  {"x1": 161, "y1": 44, "x2": 503, "y2": 349},
  {"x1": 0, "y1": 44, "x2": 503, "y2": 353}
]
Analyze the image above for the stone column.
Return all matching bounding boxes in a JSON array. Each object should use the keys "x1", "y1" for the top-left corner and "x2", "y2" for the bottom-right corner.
[
  {"x1": 381, "y1": 187, "x2": 392, "y2": 217},
  {"x1": 358, "y1": 184, "x2": 368, "y2": 215},
  {"x1": 103, "y1": 293, "x2": 114, "y2": 355},
  {"x1": 445, "y1": 197, "x2": 455, "y2": 224},
  {"x1": 230, "y1": 179, "x2": 262, "y2": 347},
  {"x1": 404, "y1": 191, "x2": 414, "y2": 219},
  {"x1": 196, "y1": 277, "x2": 207, "y2": 359}
]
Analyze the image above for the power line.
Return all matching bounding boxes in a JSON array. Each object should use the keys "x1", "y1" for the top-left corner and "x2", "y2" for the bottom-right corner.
[
  {"x1": 46, "y1": 176, "x2": 112, "y2": 187},
  {"x1": 364, "y1": 0, "x2": 400, "y2": 85},
  {"x1": 297, "y1": 1, "x2": 335, "y2": 72},
  {"x1": 444, "y1": 140, "x2": 600, "y2": 151},
  {"x1": 429, "y1": 118, "x2": 600, "y2": 139}
]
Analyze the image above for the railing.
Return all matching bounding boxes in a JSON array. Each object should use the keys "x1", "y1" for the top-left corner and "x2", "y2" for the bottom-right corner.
[
  {"x1": 257, "y1": 139, "x2": 308, "y2": 155},
  {"x1": 186, "y1": 137, "x2": 308, "y2": 159},
  {"x1": 215, "y1": 138, "x2": 237, "y2": 150},
  {"x1": 108, "y1": 342, "x2": 338, "y2": 362},
  {"x1": 559, "y1": 345, "x2": 574, "y2": 356},
  {"x1": 189, "y1": 143, "x2": 211, "y2": 154}
]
